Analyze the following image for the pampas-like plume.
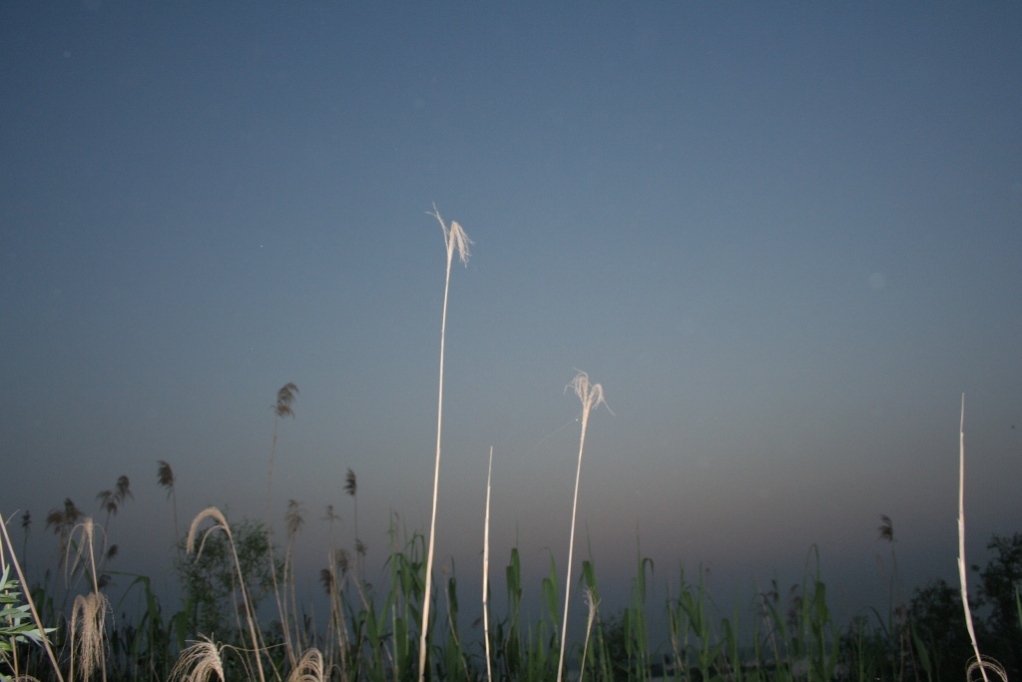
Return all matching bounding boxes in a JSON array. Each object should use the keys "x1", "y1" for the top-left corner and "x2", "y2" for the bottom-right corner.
[
  {"x1": 70, "y1": 591, "x2": 109, "y2": 682},
  {"x1": 557, "y1": 371, "x2": 610, "y2": 682},
  {"x1": 267, "y1": 383, "x2": 299, "y2": 517},
  {"x1": 286, "y1": 648, "x2": 325, "y2": 682},
  {"x1": 168, "y1": 637, "x2": 226, "y2": 682},
  {"x1": 186, "y1": 507, "x2": 267, "y2": 682},
  {"x1": 419, "y1": 205, "x2": 471, "y2": 682}
]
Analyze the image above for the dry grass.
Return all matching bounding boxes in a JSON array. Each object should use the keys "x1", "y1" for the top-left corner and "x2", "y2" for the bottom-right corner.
[
  {"x1": 557, "y1": 370, "x2": 610, "y2": 682},
  {"x1": 186, "y1": 507, "x2": 267, "y2": 682},
  {"x1": 69, "y1": 591, "x2": 109, "y2": 682},
  {"x1": 168, "y1": 637, "x2": 226, "y2": 682},
  {"x1": 285, "y1": 648, "x2": 325, "y2": 682},
  {"x1": 419, "y1": 205, "x2": 471, "y2": 682},
  {"x1": 482, "y1": 446, "x2": 494, "y2": 682}
]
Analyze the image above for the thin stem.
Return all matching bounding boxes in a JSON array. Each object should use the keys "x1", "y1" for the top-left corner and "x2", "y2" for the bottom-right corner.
[
  {"x1": 419, "y1": 207, "x2": 470, "y2": 682},
  {"x1": 557, "y1": 372, "x2": 609, "y2": 682},
  {"x1": 957, "y1": 394, "x2": 990, "y2": 682},
  {"x1": 483, "y1": 446, "x2": 494, "y2": 682}
]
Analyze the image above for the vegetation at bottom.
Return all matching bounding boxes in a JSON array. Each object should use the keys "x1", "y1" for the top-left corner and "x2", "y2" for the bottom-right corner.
[
  {"x1": 2, "y1": 484, "x2": 1021, "y2": 681},
  {"x1": 2, "y1": 216, "x2": 1015, "y2": 680}
]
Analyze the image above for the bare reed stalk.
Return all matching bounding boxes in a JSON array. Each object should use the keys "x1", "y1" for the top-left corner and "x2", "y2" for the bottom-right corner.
[
  {"x1": 187, "y1": 507, "x2": 267, "y2": 682},
  {"x1": 0, "y1": 510, "x2": 65, "y2": 682},
  {"x1": 557, "y1": 371, "x2": 609, "y2": 682},
  {"x1": 267, "y1": 383, "x2": 299, "y2": 519},
  {"x1": 957, "y1": 395, "x2": 1003, "y2": 682},
  {"x1": 419, "y1": 205, "x2": 471, "y2": 682},
  {"x1": 280, "y1": 500, "x2": 306, "y2": 667},
  {"x1": 578, "y1": 587, "x2": 600, "y2": 682},
  {"x1": 265, "y1": 384, "x2": 298, "y2": 668},
  {"x1": 482, "y1": 446, "x2": 494, "y2": 682}
]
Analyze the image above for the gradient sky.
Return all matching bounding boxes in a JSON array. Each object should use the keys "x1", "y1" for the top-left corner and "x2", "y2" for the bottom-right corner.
[{"x1": 3, "y1": 2, "x2": 1021, "y2": 637}]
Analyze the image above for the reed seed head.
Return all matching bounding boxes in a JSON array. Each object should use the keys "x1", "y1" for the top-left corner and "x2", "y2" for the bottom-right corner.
[
  {"x1": 286, "y1": 499, "x2": 305, "y2": 536},
  {"x1": 878, "y1": 514, "x2": 894, "y2": 542},
  {"x1": 115, "y1": 475, "x2": 132, "y2": 502},
  {"x1": 566, "y1": 371, "x2": 611, "y2": 418},
  {"x1": 344, "y1": 468, "x2": 357, "y2": 497},
  {"x1": 430, "y1": 204, "x2": 472, "y2": 266},
  {"x1": 70, "y1": 591, "x2": 110, "y2": 680},
  {"x1": 275, "y1": 382, "x2": 299, "y2": 418},
  {"x1": 169, "y1": 637, "x2": 226, "y2": 682},
  {"x1": 286, "y1": 648, "x2": 325, "y2": 682},
  {"x1": 186, "y1": 507, "x2": 231, "y2": 557},
  {"x1": 157, "y1": 460, "x2": 175, "y2": 492}
]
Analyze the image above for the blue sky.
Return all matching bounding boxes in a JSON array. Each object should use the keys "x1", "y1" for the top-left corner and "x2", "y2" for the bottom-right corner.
[{"x1": 2, "y1": 2, "x2": 1021, "y2": 634}]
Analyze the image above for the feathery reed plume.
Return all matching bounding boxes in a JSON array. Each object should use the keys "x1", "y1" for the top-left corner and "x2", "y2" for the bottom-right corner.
[
  {"x1": 67, "y1": 517, "x2": 103, "y2": 596},
  {"x1": 70, "y1": 591, "x2": 110, "y2": 682},
  {"x1": 286, "y1": 648, "x2": 325, "y2": 682},
  {"x1": 95, "y1": 476, "x2": 130, "y2": 537},
  {"x1": 168, "y1": 637, "x2": 226, "y2": 682},
  {"x1": 115, "y1": 475, "x2": 132, "y2": 504},
  {"x1": 186, "y1": 507, "x2": 267, "y2": 682},
  {"x1": 419, "y1": 205, "x2": 471, "y2": 682},
  {"x1": 345, "y1": 468, "x2": 360, "y2": 578},
  {"x1": 19, "y1": 510, "x2": 31, "y2": 570},
  {"x1": 281, "y1": 500, "x2": 307, "y2": 661},
  {"x1": 267, "y1": 383, "x2": 299, "y2": 518},
  {"x1": 45, "y1": 498, "x2": 81, "y2": 570},
  {"x1": 878, "y1": 514, "x2": 893, "y2": 542},
  {"x1": 557, "y1": 371, "x2": 610, "y2": 682},
  {"x1": 265, "y1": 383, "x2": 298, "y2": 667},
  {"x1": 0, "y1": 508, "x2": 65, "y2": 682},
  {"x1": 482, "y1": 446, "x2": 494, "y2": 682},
  {"x1": 157, "y1": 460, "x2": 179, "y2": 540},
  {"x1": 967, "y1": 656, "x2": 1008, "y2": 682}
]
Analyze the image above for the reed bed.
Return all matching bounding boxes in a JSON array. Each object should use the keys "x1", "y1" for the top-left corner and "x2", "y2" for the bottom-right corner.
[{"x1": 2, "y1": 212, "x2": 1012, "y2": 682}]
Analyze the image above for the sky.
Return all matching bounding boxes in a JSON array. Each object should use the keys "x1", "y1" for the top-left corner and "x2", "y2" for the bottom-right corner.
[{"x1": 2, "y1": 1, "x2": 1021, "y2": 642}]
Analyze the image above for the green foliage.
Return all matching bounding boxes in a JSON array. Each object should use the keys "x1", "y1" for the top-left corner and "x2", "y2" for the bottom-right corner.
[
  {"x1": 973, "y1": 532, "x2": 1022, "y2": 678},
  {"x1": 174, "y1": 519, "x2": 282, "y2": 643},
  {"x1": 0, "y1": 565, "x2": 54, "y2": 682}
]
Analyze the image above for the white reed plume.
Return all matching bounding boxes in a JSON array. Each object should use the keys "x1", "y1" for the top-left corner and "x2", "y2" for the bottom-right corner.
[
  {"x1": 286, "y1": 648, "x2": 326, "y2": 682},
  {"x1": 168, "y1": 637, "x2": 226, "y2": 682},
  {"x1": 419, "y1": 205, "x2": 471, "y2": 682},
  {"x1": 70, "y1": 591, "x2": 110, "y2": 682},
  {"x1": 557, "y1": 371, "x2": 611, "y2": 682}
]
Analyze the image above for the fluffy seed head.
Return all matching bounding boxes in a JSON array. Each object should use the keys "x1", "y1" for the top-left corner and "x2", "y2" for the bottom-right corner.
[
  {"x1": 430, "y1": 204, "x2": 472, "y2": 266},
  {"x1": 169, "y1": 637, "x2": 226, "y2": 682}
]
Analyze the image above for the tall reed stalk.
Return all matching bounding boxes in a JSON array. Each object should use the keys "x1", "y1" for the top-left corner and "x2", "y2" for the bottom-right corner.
[
  {"x1": 186, "y1": 507, "x2": 267, "y2": 682},
  {"x1": 557, "y1": 371, "x2": 609, "y2": 682},
  {"x1": 419, "y1": 205, "x2": 471, "y2": 682},
  {"x1": 957, "y1": 395, "x2": 1005, "y2": 682},
  {"x1": 483, "y1": 446, "x2": 494, "y2": 682}
]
